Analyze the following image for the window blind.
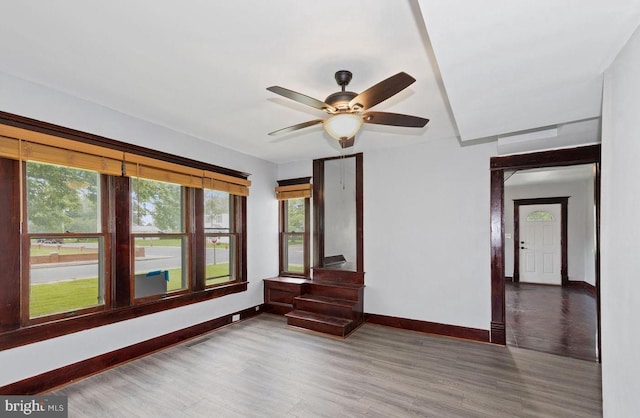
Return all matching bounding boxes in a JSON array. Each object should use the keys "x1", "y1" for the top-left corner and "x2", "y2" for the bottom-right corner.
[
  {"x1": 0, "y1": 123, "x2": 251, "y2": 195},
  {"x1": 275, "y1": 183, "x2": 312, "y2": 200},
  {"x1": 204, "y1": 170, "x2": 251, "y2": 196},
  {"x1": 0, "y1": 125, "x2": 123, "y2": 175}
]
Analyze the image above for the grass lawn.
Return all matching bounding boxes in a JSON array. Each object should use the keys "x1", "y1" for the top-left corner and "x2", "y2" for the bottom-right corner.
[
  {"x1": 287, "y1": 265, "x2": 304, "y2": 273},
  {"x1": 30, "y1": 278, "x2": 101, "y2": 318},
  {"x1": 30, "y1": 263, "x2": 232, "y2": 318}
]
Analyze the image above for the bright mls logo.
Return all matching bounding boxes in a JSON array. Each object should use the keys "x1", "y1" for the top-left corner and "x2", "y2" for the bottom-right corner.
[{"x1": 0, "y1": 396, "x2": 67, "y2": 418}]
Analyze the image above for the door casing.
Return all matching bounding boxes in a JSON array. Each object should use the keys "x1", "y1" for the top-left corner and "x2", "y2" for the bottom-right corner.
[{"x1": 489, "y1": 144, "x2": 600, "y2": 351}]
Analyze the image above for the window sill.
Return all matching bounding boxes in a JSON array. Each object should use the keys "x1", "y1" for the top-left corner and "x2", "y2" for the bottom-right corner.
[{"x1": 0, "y1": 281, "x2": 248, "y2": 351}]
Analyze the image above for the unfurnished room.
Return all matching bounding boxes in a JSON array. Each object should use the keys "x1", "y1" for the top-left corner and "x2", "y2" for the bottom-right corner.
[{"x1": 1, "y1": 1, "x2": 639, "y2": 417}]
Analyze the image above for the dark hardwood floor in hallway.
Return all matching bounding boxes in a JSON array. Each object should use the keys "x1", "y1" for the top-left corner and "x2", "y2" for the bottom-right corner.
[{"x1": 506, "y1": 282, "x2": 598, "y2": 362}]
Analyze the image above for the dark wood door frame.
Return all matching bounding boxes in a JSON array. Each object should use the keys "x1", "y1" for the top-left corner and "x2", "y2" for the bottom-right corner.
[
  {"x1": 490, "y1": 144, "x2": 601, "y2": 348},
  {"x1": 513, "y1": 197, "x2": 569, "y2": 286}
]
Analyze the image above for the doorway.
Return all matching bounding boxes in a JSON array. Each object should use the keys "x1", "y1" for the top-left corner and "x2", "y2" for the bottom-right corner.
[{"x1": 489, "y1": 145, "x2": 601, "y2": 360}]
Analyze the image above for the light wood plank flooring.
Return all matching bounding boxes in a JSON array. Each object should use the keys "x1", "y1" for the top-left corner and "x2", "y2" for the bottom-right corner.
[{"x1": 50, "y1": 314, "x2": 602, "y2": 417}]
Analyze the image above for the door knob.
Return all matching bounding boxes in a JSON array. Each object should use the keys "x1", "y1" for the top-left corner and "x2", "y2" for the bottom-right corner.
[
  {"x1": 520, "y1": 246, "x2": 527, "y2": 250},
  {"x1": 520, "y1": 241, "x2": 525, "y2": 244}
]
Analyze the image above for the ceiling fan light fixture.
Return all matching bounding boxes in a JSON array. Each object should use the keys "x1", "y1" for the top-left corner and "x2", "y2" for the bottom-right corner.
[{"x1": 323, "y1": 113, "x2": 363, "y2": 141}]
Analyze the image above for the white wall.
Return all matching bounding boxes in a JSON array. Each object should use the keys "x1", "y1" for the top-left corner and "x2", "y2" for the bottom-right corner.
[
  {"x1": 600, "y1": 25, "x2": 640, "y2": 417},
  {"x1": 364, "y1": 138, "x2": 496, "y2": 330},
  {"x1": 0, "y1": 73, "x2": 279, "y2": 386},
  {"x1": 277, "y1": 160, "x2": 312, "y2": 180},
  {"x1": 504, "y1": 179, "x2": 596, "y2": 285}
]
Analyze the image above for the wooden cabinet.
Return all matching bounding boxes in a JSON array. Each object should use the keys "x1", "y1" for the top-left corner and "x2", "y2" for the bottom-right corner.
[{"x1": 263, "y1": 277, "x2": 309, "y2": 315}]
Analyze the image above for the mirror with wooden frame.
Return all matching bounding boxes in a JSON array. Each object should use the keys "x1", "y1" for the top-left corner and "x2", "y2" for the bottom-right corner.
[{"x1": 312, "y1": 153, "x2": 363, "y2": 274}]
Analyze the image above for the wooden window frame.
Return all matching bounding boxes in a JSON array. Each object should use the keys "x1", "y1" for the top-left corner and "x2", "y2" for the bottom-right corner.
[
  {"x1": 202, "y1": 190, "x2": 242, "y2": 288},
  {"x1": 22, "y1": 164, "x2": 112, "y2": 325},
  {"x1": 0, "y1": 111, "x2": 250, "y2": 351},
  {"x1": 277, "y1": 178, "x2": 311, "y2": 278}
]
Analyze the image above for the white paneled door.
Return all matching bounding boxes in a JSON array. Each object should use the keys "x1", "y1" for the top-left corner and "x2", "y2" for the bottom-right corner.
[{"x1": 519, "y1": 204, "x2": 561, "y2": 285}]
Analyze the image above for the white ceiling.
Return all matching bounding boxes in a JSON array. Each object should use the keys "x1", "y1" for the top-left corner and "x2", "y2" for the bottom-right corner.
[{"x1": 0, "y1": 1, "x2": 639, "y2": 164}]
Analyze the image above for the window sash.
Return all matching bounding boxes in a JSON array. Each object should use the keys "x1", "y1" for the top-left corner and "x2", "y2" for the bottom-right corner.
[
  {"x1": 132, "y1": 233, "x2": 189, "y2": 298},
  {"x1": 26, "y1": 233, "x2": 107, "y2": 322},
  {"x1": 205, "y1": 232, "x2": 236, "y2": 286}
]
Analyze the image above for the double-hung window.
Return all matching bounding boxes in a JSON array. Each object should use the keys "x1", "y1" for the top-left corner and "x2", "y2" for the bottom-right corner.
[
  {"x1": 131, "y1": 177, "x2": 187, "y2": 299},
  {"x1": 276, "y1": 178, "x2": 311, "y2": 277},
  {"x1": 0, "y1": 116, "x2": 251, "y2": 349},
  {"x1": 204, "y1": 190, "x2": 236, "y2": 286},
  {"x1": 25, "y1": 161, "x2": 108, "y2": 321}
]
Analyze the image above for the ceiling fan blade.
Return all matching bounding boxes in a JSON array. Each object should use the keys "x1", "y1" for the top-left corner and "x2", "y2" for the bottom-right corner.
[
  {"x1": 339, "y1": 137, "x2": 356, "y2": 149},
  {"x1": 267, "y1": 86, "x2": 336, "y2": 113},
  {"x1": 362, "y1": 111, "x2": 429, "y2": 128},
  {"x1": 348, "y1": 72, "x2": 416, "y2": 111},
  {"x1": 268, "y1": 119, "x2": 324, "y2": 136}
]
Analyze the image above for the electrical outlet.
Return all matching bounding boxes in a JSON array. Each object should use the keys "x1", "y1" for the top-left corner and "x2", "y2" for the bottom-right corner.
[{"x1": 232, "y1": 314, "x2": 240, "y2": 322}]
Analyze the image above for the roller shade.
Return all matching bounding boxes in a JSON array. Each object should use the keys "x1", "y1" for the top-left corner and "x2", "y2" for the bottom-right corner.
[
  {"x1": 204, "y1": 170, "x2": 251, "y2": 196},
  {"x1": 123, "y1": 153, "x2": 204, "y2": 188},
  {"x1": 0, "y1": 123, "x2": 251, "y2": 194},
  {"x1": 275, "y1": 183, "x2": 312, "y2": 200},
  {"x1": 0, "y1": 125, "x2": 123, "y2": 175}
]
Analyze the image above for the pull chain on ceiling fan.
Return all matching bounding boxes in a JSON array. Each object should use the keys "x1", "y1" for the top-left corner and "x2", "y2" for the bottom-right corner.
[{"x1": 266, "y1": 70, "x2": 429, "y2": 148}]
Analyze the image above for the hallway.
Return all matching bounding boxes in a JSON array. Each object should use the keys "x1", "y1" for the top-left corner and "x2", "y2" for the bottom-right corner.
[{"x1": 506, "y1": 282, "x2": 598, "y2": 362}]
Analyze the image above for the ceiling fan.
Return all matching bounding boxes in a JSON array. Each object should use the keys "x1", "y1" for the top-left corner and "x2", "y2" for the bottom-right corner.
[{"x1": 266, "y1": 70, "x2": 429, "y2": 148}]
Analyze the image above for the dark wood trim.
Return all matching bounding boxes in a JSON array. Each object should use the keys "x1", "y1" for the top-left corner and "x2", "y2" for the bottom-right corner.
[
  {"x1": 101, "y1": 175, "x2": 113, "y2": 313},
  {"x1": 278, "y1": 200, "x2": 285, "y2": 274},
  {"x1": 490, "y1": 169, "x2": 506, "y2": 344},
  {"x1": 277, "y1": 177, "x2": 311, "y2": 187},
  {"x1": 238, "y1": 196, "x2": 248, "y2": 284},
  {"x1": 513, "y1": 197, "x2": 569, "y2": 286},
  {"x1": 0, "y1": 158, "x2": 21, "y2": 332},
  {"x1": 0, "y1": 111, "x2": 250, "y2": 180},
  {"x1": 594, "y1": 161, "x2": 601, "y2": 362},
  {"x1": 355, "y1": 153, "x2": 364, "y2": 273},
  {"x1": 303, "y1": 197, "x2": 311, "y2": 277},
  {"x1": 192, "y1": 188, "x2": 205, "y2": 291},
  {"x1": 312, "y1": 153, "x2": 364, "y2": 274},
  {"x1": 491, "y1": 144, "x2": 601, "y2": 171},
  {"x1": 20, "y1": 163, "x2": 29, "y2": 325},
  {"x1": 366, "y1": 313, "x2": 490, "y2": 343},
  {"x1": 0, "y1": 282, "x2": 248, "y2": 351},
  {"x1": 113, "y1": 176, "x2": 132, "y2": 308},
  {"x1": 490, "y1": 321, "x2": 506, "y2": 345},
  {"x1": 0, "y1": 305, "x2": 262, "y2": 395},
  {"x1": 490, "y1": 145, "x2": 601, "y2": 350},
  {"x1": 312, "y1": 159, "x2": 324, "y2": 268}
]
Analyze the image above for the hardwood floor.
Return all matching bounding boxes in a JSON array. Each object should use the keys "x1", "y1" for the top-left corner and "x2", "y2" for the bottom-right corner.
[
  {"x1": 506, "y1": 282, "x2": 598, "y2": 362},
  {"x1": 49, "y1": 314, "x2": 601, "y2": 417}
]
